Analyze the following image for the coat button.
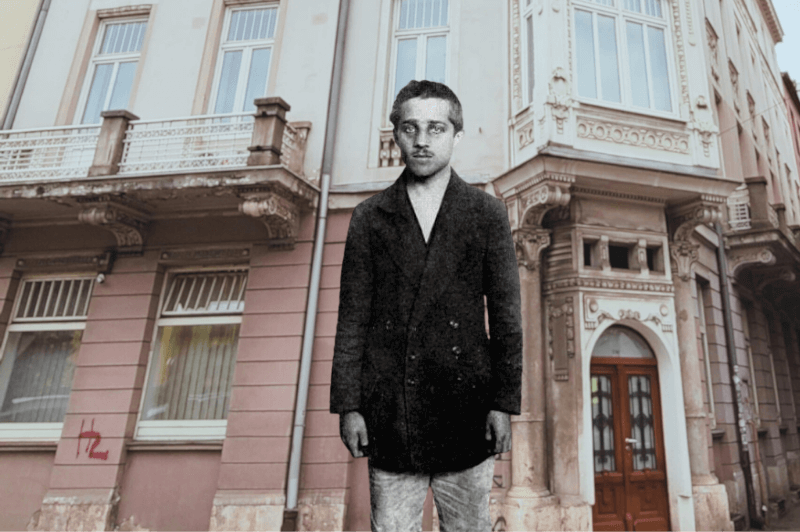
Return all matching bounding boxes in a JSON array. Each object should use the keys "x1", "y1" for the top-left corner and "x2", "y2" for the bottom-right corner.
[
  {"x1": 449, "y1": 320, "x2": 459, "y2": 329},
  {"x1": 452, "y1": 346, "x2": 462, "y2": 355},
  {"x1": 385, "y1": 320, "x2": 392, "y2": 330},
  {"x1": 410, "y1": 325, "x2": 418, "y2": 333},
  {"x1": 407, "y1": 378, "x2": 415, "y2": 385},
  {"x1": 410, "y1": 354, "x2": 417, "y2": 360}
]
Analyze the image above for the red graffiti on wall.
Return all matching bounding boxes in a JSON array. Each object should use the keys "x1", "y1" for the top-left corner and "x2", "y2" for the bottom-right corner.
[{"x1": 76, "y1": 418, "x2": 109, "y2": 461}]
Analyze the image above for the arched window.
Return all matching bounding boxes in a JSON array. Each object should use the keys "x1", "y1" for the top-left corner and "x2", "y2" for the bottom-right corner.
[{"x1": 592, "y1": 325, "x2": 654, "y2": 358}]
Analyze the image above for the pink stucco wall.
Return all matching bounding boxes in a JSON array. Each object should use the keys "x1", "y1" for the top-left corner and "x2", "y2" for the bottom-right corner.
[{"x1": 0, "y1": 451, "x2": 54, "y2": 530}]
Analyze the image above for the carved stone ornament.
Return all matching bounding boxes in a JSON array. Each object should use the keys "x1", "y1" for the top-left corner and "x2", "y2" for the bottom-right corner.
[
  {"x1": 669, "y1": 239, "x2": 700, "y2": 282},
  {"x1": 694, "y1": 121, "x2": 716, "y2": 157},
  {"x1": 517, "y1": 120, "x2": 535, "y2": 150},
  {"x1": 239, "y1": 191, "x2": 299, "y2": 243},
  {"x1": 584, "y1": 296, "x2": 674, "y2": 333},
  {"x1": 505, "y1": 174, "x2": 575, "y2": 232},
  {"x1": 576, "y1": 117, "x2": 691, "y2": 154},
  {"x1": 545, "y1": 277, "x2": 673, "y2": 294},
  {"x1": 667, "y1": 197, "x2": 724, "y2": 281},
  {"x1": 706, "y1": 20, "x2": 720, "y2": 81},
  {"x1": 727, "y1": 247, "x2": 778, "y2": 277},
  {"x1": 78, "y1": 201, "x2": 149, "y2": 252},
  {"x1": 513, "y1": 228, "x2": 551, "y2": 271},
  {"x1": 548, "y1": 296, "x2": 575, "y2": 381},
  {"x1": 511, "y1": 0, "x2": 523, "y2": 111},
  {"x1": 546, "y1": 68, "x2": 572, "y2": 134}
]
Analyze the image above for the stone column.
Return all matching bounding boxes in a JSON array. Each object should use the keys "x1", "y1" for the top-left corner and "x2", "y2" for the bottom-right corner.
[
  {"x1": 669, "y1": 199, "x2": 734, "y2": 531},
  {"x1": 247, "y1": 97, "x2": 290, "y2": 166},
  {"x1": 88, "y1": 110, "x2": 139, "y2": 177}
]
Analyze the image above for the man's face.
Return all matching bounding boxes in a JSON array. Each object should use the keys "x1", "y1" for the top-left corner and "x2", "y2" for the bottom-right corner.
[{"x1": 394, "y1": 97, "x2": 463, "y2": 179}]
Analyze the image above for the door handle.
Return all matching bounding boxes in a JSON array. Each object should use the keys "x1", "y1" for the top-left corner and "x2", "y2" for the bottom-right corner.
[{"x1": 625, "y1": 438, "x2": 638, "y2": 444}]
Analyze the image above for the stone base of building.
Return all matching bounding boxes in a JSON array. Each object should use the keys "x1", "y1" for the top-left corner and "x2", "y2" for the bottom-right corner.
[
  {"x1": 296, "y1": 489, "x2": 347, "y2": 531},
  {"x1": 693, "y1": 483, "x2": 734, "y2": 531},
  {"x1": 208, "y1": 490, "x2": 285, "y2": 531},
  {"x1": 502, "y1": 490, "x2": 591, "y2": 531},
  {"x1": 29, "y1": 489, "x2": 118, "y2": 531}
]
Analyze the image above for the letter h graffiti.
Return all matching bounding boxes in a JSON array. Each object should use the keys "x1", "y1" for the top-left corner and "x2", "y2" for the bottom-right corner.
[{"x1": 77, "y1": 418, "x2": 109, "y2": 460}]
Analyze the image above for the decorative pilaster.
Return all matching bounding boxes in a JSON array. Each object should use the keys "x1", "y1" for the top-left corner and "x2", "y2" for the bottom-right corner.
[
  {"x1": 503, "y1": 176, "x2": 573, "y2": 530},
  {"x1": 78, "y1": 200, "x2": 149, "y2": 254},
  {"x1": 668, "y1": 198, "x2": 734, "y2": 531}
]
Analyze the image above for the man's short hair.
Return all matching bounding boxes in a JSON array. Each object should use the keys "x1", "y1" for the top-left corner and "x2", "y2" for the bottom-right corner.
[{"x1": 389, "y1": 80, "x2": 464, "y2": 133}]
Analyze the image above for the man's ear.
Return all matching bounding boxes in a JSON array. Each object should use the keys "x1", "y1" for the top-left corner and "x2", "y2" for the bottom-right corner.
[{"x1": 453, "y1": 130, "x2": 464, "y2": 147}]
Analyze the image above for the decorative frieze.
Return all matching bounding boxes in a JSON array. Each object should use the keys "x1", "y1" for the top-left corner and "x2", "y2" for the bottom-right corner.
[
  {"x1": 159, "y1": 247, "x2": 251, "y2": 264},
  {"x1": 16, "y1": 252, "x2": 113, "y2": 273},
  {"x1": 548, "y1": 296, "x2": 575, "y2": 381},
  {"x1": 544, "y1": 277, "x2": 674, "y2": 294},
  {"x1": 517, "y1": 120, "x2": 535, "y2": 149},
  {"x1": 511, "y1": 0, "x2": 523, "y2": 111},
  {"x1": 576, "y1": 118, "x2": 691, "y2": 154},
  {"x1": 584, "y1": 296, "x2": 674, "y2": 333}
]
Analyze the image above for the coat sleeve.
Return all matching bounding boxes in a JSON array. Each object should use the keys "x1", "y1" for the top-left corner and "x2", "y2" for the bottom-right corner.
[
  {"x1": 330, "y1": 204, "x2": 374, "y2": 414},
  {"x1": 483, "y1": 197, "x2": 523, "y2": 415}
]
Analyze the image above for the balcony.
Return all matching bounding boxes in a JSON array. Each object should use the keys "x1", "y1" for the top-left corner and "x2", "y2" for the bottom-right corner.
[
  {"x1": 725, "y1": 176, "x2": 800, "y2": 315},
  {"x1": 0, "y1": 98, "x2": 316, "y2": 251}
]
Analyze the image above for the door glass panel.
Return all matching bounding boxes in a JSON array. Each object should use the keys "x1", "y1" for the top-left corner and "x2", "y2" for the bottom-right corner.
[
  {"x1": 592, "y1": 375, "x2": 616, "y2": 472},
  {"x1": 629, "y1": 375, "x2": 657, "y2": 470}
]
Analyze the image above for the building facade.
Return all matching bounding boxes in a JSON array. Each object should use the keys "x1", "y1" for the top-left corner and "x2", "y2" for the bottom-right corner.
[
  {"x1": 0, "y1": 0, "x2": 42, "y2": 126},
  {"x1": 0, "y1": 0, "x2": 799, "y2": 530}
]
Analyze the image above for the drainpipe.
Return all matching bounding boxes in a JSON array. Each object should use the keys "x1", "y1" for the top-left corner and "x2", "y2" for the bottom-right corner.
[
  {"x1": 715, "y1": 222, "x2": 762, "y2": 528},
  {"x1": 1, "y1": 0, "x2": 50, "y2": 130},
  {"x1": 283, "y1": 0, "x2": 349, "y2": 528}
]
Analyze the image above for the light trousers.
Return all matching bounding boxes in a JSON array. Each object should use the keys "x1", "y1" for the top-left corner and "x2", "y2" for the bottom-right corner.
[{"x1": 368, "y1": 456, "x2": 495, "y2": 532}]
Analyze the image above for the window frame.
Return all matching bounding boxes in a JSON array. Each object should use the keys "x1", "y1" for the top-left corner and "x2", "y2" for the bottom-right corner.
[
  {"x1": 522, "y1": 0, "x2": 535, "y2": 107},
  {"x1": 572, "y1": 0, "x2": 679, "y2": 118},
  {"x1": 208, "y1": 3, "x2": 280, "y2": 115},
  {"x1": 387, "y1": 0, "x2": 452, "y2": 110},
  {"x1": 74, "y1": 16, "x2": 149, "y2": 125},
  {"x1": 0, "y1": 275, "x2": 94, "y2": 442},
  {"x1": 135, "y1": 266, "x2": 248, "y2": 441}
]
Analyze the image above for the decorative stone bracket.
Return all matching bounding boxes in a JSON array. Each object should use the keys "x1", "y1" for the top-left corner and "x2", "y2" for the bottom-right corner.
[
  {"x1": 513, "y1": 228, "x2": 551, "y2": 271},
  {"x1": 726, "y1": 247, "x2": 778, "y2": 278},
  {"x1": 239, "y1": 191, "x2": 299, "y2": 246},
  {"x1": 78, "y1": 200, "x2": 149, "y2": 254},
  {"x1": 667, "y1": 197, "x2": 723, "y2": 281},
  {"x1": 505, "y1": 173, "x2": 575, "y2": 231}
]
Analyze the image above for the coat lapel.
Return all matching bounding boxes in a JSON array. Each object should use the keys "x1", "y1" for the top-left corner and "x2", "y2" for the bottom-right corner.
[
  {"x1": 408, "y1": 170, "x2": 472, "y2": 329},
  {"x1": 375, "y1": 170, "x2": 428, "y2": 286}
]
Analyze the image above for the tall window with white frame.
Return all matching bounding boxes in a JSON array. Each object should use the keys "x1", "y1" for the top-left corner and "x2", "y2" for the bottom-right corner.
[
  {"x1": 574, "y1": 0, "x2": 673, "y2": 112},
  {"x1": 0, "y1": 277, "x2": 94, "y2": 440},
  {"x1": 79, "y1": 18, "x2": 148, "y2": 124},
  {"x1": 138, "y1": 270, "x2": 247, "y2": 440},
  {"x1": 522, "y1": 0, "x2": 535, "y2": 106},
  {"x1": 391, "y1": 0, "x2": 450, "y2": 99},
  {"x1": 211, "y1": 4, "x2": 279, "y2": 114}
]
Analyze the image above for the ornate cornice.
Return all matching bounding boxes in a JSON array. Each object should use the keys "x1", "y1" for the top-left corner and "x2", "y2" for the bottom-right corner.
[
  {"x1": 513, "y1": 228, "x2": 551, "y2": 271},
  {"x1": 78, "y1": 200, "x2": 150, "y2": 253},
  {"x1": 239, "y1": 191, "x2": 299, "y2": 244},
  {"x1": 543, "y1": 276, "x2": 674, "y2": 294}
]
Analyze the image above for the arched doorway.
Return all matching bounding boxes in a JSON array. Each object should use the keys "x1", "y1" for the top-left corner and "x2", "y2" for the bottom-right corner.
[{"x1": 591, "y1": 326, "x2": 670, "y2": 532}]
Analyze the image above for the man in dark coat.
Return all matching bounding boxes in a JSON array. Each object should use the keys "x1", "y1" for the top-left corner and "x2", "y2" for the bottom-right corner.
[{"x1": 330, "y1": 80, "x2": 522, "y2": 531}]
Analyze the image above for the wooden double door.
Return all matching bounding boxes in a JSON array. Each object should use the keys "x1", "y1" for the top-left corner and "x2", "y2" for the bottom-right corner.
[{"x1": 591, "y1": 358, "x2": 670, "y2": 531}]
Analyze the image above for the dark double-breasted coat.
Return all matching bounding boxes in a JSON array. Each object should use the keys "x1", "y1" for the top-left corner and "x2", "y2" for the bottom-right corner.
[{"x1": 329, "y1": 169, "x2": 522, "y2": 473}]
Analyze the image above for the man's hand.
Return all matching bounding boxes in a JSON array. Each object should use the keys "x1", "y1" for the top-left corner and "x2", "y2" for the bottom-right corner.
[
  {"x1": 340, "y1": 411, "x2": 369, "y2": 458},
  {"x1": 485, "y1": 410, "x2": 512, "y2": 455}
]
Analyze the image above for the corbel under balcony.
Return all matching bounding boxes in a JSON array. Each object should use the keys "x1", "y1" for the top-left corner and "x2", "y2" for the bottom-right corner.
[{"x1": 77, "y1": 197, "x2": 150, "y2": 255}]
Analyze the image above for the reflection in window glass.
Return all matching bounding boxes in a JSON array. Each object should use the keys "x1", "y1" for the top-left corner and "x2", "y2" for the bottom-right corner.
[
  {"x1": 243, "y1": 48, "x2": 272, "y2": 112},
  {"x1": 214, "y1": 51, "x2": 243, "y2": 114},
  {"x1": 597, "y1": 15, "x2": 621, "y2": 103},
  {"x1": 395, "y1": 39, "x2": 418, "y2": 96},
  {"x1": 82, "y1": 64, "x2": 114, "y2": 124},
  {"x1": 648, "y1": 26, "x2": 672, "y2": 111},
  {"x1": 425, "y1": 36, "x2": 447, "y2": 84},
  {"x1": 626, "y1": 22, "x2": 650, "y2": 108},
  {"x1": 576, "y1": 10, "x2": 597, "y2": 99}
]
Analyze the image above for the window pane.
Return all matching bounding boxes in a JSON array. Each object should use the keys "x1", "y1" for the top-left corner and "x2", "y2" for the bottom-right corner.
[
  {"x1": 625, "y1": 0, "x2": 642, "y2": 12},
  {"x1": 242, "y1": 48, "x2": 272, "y2": 111},
  {"x1": 626, "y1": 22, "x2": 650, "y2": 108},
  {"x1": 526, "y1": 15, "x2": 535, "y2": 102},
  {"x1": 597, "y1": 15, "x2": 621, "y2": 102},
  {"x1": 629, "y1": 375, "x2": 657, "y2": 470},
  {"x1": 214, "y1": 50, "x2": 243, "y2": 114},
  {"x1": 645, "y1": 0, "x2": 662, "y2": 18},
  {"x1": 576, "y1": 10, "x2": 597, "y2": 99},
  {"x1": 648, "y1": 26, "x2": 672, "y2": 111},
  {"x1": 425, "y1": 36, "x2": 447, "y2": 84},
  {"x1": 101, "y1": 22, "x2": 146, "y2": 54},
  {"x1": 0, "y1": 330, "x2": 81, "y2": 423},
  {"x1": 399, "y1": 0, "x2": 447, "y2": 29},
  {"x1": 81, "y1": 63, "x2": 114, "y2": 124},
  {"x1": 141, "y1": 324, "x2": 240, "y2": 421},
  {"x1": 394, "y1": 38, "x2": 417, "y2": 97},
  {"x1": 592, "y1": 375, "x2": 616, "y2": 473},
  {"x1": 101, "y1": 24, "x2": 120, "y2": 54},
  {"x1": 108, "y1": 61, "x2": 137, "y2": 111}
]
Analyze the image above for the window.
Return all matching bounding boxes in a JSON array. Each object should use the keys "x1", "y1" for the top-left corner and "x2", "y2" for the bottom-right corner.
[
  {"x1": 574, "y1": 0, "x2": 673, "y2": 112},
  {"x1": 0, "y1": 277, "x2": 93, "y2": 440},
  {"x1": 390, "y1": 0, "x2": 450, "y2": 98},
  {"x1": 522, "y1": 0, "x2": 535, "y2": 105},
  {"x1": 211, "y1": 5, "x2": 279, "y2": 114},
  {"x1": 79, "y1": 19, "x2": 148, "y2": 124},
  {"x1": 138, "y1": 270, "x2": 247, "y2": 440}
]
